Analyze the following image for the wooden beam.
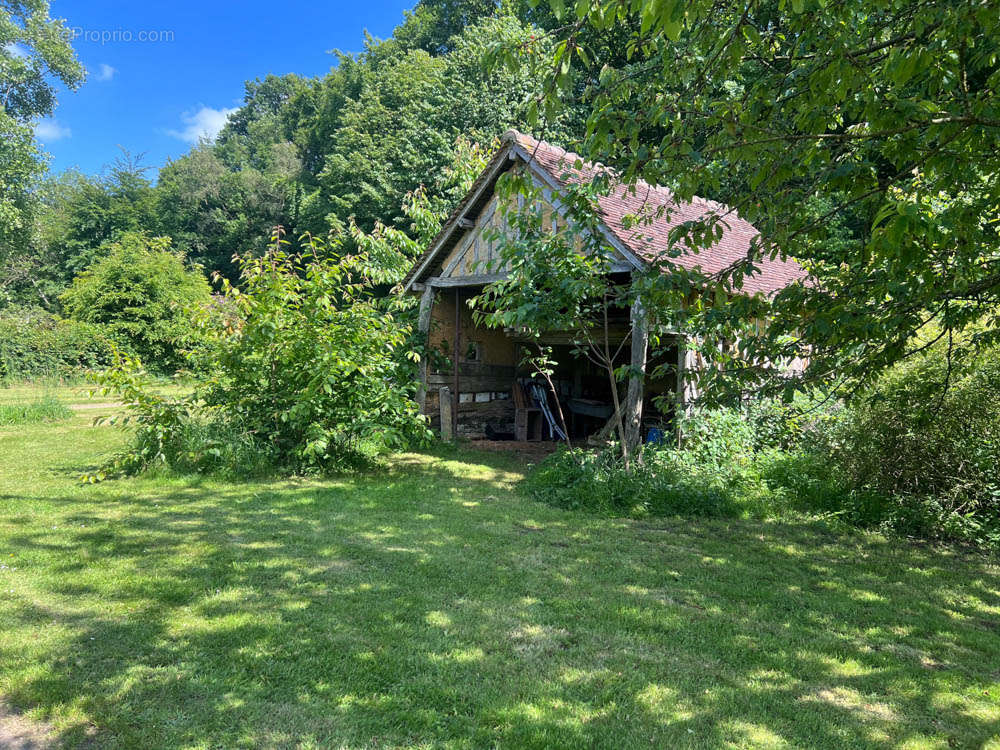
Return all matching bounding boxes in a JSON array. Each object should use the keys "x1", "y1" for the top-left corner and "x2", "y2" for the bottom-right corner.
[
  {"x1": 441, "y1": 232, "x2": 474, "y2": 278},
  {"x1": 457, "y1": 218, "x2": 474, "y2": 229},
  {"x1": 439, "y1": 387, "x2": 453, "y2": 441},
  {"x1": 427, "y1": 374, "x2": 514, "y2": 392},
  {"x1": 415, "y1": 285, "x2": 434, "y2": 413},
  {"x1": 452, "y1": 289, "x2": 461, "y2": 439},
  {"x1": 608, "y1": 262, "x2": 635, "y2": 273},
  {"x1": 675, "y1": 335, "x2": 700, "y2": 445},
  {"x1": 510, "y1": 143, "x2": 646, "y2": 271},
  {"x1": 427, "y1": 273, "x2": 507, "y2": 288},
  {"x1": 624, "y1": 295, "x2": 649, "y2": 451},
  {"x1": 402, "y1": 143, "x2": 515, "y2": 294},
  {"x1": 508, "y1": 327, "x2": 631, "y2": 346}
]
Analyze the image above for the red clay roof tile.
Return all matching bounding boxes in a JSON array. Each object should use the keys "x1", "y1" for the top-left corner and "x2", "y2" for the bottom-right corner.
[{"x1": 507, "y1": 130, "x2": 806, "y2": 296}]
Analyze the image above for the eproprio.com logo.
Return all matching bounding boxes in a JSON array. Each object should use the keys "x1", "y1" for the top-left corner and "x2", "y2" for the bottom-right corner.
[{"x1": 66, "y1": 27, "x2": 176, "y2": 44}]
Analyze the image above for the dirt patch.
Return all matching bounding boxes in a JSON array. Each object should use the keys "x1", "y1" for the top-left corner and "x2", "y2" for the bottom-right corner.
[
  {"x1": 509, "y1": 624, "x2": 573, "y2": 658},
  {"x1": 800, "y1": 687, "x2": 898, "y2": 723},
  {"x1": 466, "y1": 439, "x2": 559, "y2": 460},
  {"x1": 0, "y1": 701, "x2": 56, "y2": 750}
]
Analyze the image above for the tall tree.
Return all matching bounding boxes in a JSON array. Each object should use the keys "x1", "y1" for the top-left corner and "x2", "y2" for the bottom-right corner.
[
  {"x1": 311, "y1": 14, "x2": 579, "y2": 237},
  {"x1": 157, "y1": 141, "x2": 300, "y2": 281},
  {"x1": 1, "y1": 0, "x2": 84, "y2": 297},
  {"x1": 60, "y1": 232, "x2": 213, "y2": 371},
  {"x1": 215, "y1": 74, "x2": 309, "y2": 171},
  {"x1": 10, "y1": 151, "x2": 161, "y2": 308},
  {"x1": 510, "y1": 0, "x2": 1000, "y2": 400},
  {"x1": 392, "y1": 0, "x2": 499, "y2": 54}
]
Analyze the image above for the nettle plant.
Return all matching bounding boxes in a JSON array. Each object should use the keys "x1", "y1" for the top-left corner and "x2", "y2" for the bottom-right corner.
[{"x1": 94, "y1": 230, "x2": 430, "y2": 477}]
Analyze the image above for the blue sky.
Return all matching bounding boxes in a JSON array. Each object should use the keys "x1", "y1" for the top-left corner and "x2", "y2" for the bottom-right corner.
[{"x1": 36, "y1": 0, "x2": 416, "y2": 177}]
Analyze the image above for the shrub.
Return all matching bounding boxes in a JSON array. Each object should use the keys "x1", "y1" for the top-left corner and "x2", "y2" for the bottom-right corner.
[
  {"x1": 827, "y1": 345, "x2": 1000, "y2": 512},
  {"x1": 0, "y1": 307, "x2": 114, "y2": 382},
  {"x1": 527, "y1": 407, "x2": 782, "y2": 519},
  {"x1": 761, "y1": 446, "x2": 1000, "y2": 549},
  {"x1": 88, "y1": 359, "x2": 270, "y2": 479},
  {"x1": 744, "y1": 394, "x2": 842, "y2": 453},
  {"x1": 791, "y1": 344, "x2": 1000, "y2": 549},
  {"x1": 0, "y1": 396, "x2": 73, "y2": 425},
  {"x1": 93, "y1": 235, "x2": 430, "y2": 478},
  {"x1": 739, "y1": 346, "x2": 1000, "y2": 549},
  {"x1": 527, "y1": 444, "x2": 770, "y2": 519},
  {"x1": 59, "y1": 233, "x2": 213, "y2": 372},
  {"x1": 528, "y1": 353, "x2": 1000, "y2": 551}
]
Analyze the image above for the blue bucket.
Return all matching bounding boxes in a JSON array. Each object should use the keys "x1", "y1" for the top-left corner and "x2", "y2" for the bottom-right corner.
[{"x1": 646, "y1": 427, "x2": 666, "y2": 445}]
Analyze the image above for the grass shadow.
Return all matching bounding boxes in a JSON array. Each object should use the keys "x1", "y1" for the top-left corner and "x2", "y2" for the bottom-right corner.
[{"x1": 0, "y1": 447, "x2": 998, "y2": 748}]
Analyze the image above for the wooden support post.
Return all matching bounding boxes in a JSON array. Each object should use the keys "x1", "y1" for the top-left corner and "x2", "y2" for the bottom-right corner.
[
  {"x1": 675, "y1": 336, "x2": 687, "y2": 447},
  {"x1": 678, "y1": 336, "x2": 700, "y2": 409},
  {"x1": 415, "y1": 286, "x2": 434, "y2": 412},
  {"x1": 439, "y1": 387, "x2": 453, "y2": 441},
  {"x1": 452, "y1": 289, "x2": 461, "y2": 440},
  {"x1": 675, "y1": 335, "x2": 701, "y2": 446},
  {"x1": 624, "y1": 296, "x2": 649, "y2": 452}
]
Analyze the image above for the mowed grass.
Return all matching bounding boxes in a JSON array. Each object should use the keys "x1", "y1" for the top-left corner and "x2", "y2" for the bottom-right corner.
[
  {"x1": 0, "y1": 386, "x2": 999, "y2": 749},
  {"x1": 0, "y1": 396, "x2": 73, "y2": 426}
]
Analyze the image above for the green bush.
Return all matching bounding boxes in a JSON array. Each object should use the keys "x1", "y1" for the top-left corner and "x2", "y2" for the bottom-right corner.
[
  {"x1": 527, "y1": 446, "x2": 775, "y2": 519},
  {"x1": 801, "y1": 344, "x2": 1000, "y2": 549},
  {"x1": 92, "y1": 235, "x2": 430, "y2": 478},
  {"x1": 761, "y1": 447, "x2": 1000, "y2": 549},
  {"x1": 0, "y1": 307, "x2": 114, "y2": 382},
  {"x1": 527, "y1": 407, "x2": 783, "y2": 519},
  {"x1": 60, "y1": 232, "x2": 213, "y2": 373},
  {"x1": 528, "y1": 380, "x2": 1000, "y2": 551},
  {"x1": 86, "y1": 361, "x2": 270, "y2": 479},
  {"x1": 0, "y1": 396, "x2": 73, "y2": 425},
  {"x1": 744, "y1": 394, "x2": 842, "y2": 453},
  {"x1": 827, "y1": 345, "x2": 1000, "y2": 511}
]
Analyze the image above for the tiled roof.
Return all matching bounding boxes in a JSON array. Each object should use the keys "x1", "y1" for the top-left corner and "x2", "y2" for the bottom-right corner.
[{"x1": 506, "y1": 130, "x2": 806, "y2": 296}]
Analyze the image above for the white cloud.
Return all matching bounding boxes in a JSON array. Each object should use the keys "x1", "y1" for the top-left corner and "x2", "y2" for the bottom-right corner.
[
  {"x1": 167, "y1": 105, "x2": 237, "y2": 144},
  {"x1": 93, "y1": 63, "x2": 116, "y2": 82},
  {"x1": 35, "y1": 119, "x2": 72, "y2": 141},
  {"x1": 5, "y1": 42, "x2": 28, "y2": 58}
]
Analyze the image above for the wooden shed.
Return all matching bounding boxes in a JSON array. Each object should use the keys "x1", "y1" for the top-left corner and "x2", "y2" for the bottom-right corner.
[{"x1": 401, "y1": 131, "x2": 806, "y2": 444}]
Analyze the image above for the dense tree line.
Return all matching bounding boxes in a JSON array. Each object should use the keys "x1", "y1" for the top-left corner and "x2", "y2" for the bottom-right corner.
[{"x1": 1, "y1": 1, "x2": 582, "y2": 308}]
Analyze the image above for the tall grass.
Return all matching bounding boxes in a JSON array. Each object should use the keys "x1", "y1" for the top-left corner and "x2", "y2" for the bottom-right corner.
[{"x1": 0, "y1": 396, "x2": 73, "y2": 426}]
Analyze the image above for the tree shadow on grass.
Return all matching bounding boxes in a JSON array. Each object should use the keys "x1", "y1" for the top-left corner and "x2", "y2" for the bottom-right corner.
[{"x1": 1, "y1": 450, "x2": 999, "y2": 748}]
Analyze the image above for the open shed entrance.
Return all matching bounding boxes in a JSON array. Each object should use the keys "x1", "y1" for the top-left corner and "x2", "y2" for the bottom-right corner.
[
  {"x1": 418, "y1": 286, "x2": 681, "y2": 447},
  {"x1": 511, "y1": 342, "x2": 679, "y2": 444}
]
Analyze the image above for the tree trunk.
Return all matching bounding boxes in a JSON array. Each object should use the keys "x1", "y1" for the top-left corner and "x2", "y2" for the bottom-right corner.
[
  {"x1": 605, "y1": 362, "x2": 628, "y2": 463},
  {"x1": 624, "y1": 296, "x2": 649, "y2": 456}
]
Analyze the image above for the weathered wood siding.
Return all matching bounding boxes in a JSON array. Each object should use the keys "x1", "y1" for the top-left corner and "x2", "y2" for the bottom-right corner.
[{"x1": 423, "y1": 291, "x2": 518, "y2": 436}]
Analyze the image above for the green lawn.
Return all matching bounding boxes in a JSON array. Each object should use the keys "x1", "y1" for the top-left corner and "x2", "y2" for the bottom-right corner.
[{"x1": 1, "y1": 386, "x2": 998, "y2": 749}]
